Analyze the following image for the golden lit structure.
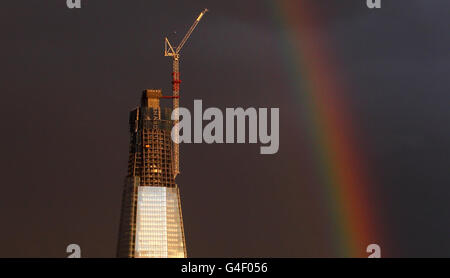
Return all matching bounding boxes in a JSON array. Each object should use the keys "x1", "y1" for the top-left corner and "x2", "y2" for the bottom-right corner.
[
  {"x1": 117, "y1": 9, "x2": 208, "y2": 258},
  {"x1": 117, "y1": 90, "x2": 187, "y2": 258},
  {"x1": 134, "y1": 186, "x2": 185, "y2": 257}
]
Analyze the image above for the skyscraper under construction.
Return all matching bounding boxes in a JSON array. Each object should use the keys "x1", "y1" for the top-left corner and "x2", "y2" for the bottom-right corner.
[
  {"x1": 116, "y1": 89, "x2": 187, "y2": 258},
  {"x1": 116, "y1": 8, "x2": 207, "y2": 258}
]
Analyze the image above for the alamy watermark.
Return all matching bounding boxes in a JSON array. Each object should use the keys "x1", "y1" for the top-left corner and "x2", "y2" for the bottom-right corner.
[
  {"x1": 367, "y1": 243, "x2": 381, "y2": 258},
  {"x1": 67, "y1": 1, "x2": 381, "y2": 10},
  {"x1": 66, "y1": 243, "x2": 81, "y2": 258},
  {"x1": 66, "y1": 0, "x2": 81, "y2": 9},
  {"x1": 171, "y1": 100, "x2": 279, "y2": 155},
  {"x1": 367, "y1": 0, "x2": 381, "y2": 9}
]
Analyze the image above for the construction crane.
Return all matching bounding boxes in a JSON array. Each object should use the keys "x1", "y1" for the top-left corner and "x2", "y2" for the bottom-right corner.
[{"x1": 165, "y1": 8, "x2": 208, "y2": 178}]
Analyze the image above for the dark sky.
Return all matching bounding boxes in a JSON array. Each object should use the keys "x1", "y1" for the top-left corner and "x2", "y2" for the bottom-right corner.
[{"x1": 0, "y1": 0, "x2": 449, "y2": 257}]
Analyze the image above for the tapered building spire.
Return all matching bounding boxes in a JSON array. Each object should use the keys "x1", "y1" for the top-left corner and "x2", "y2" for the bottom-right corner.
[{"x1": 117, "y1": 90, "x2": 187, "y2": 258}]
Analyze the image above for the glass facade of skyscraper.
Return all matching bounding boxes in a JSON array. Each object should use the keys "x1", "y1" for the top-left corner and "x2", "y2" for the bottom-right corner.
[
  {"x1": 117, "y1": 90, "x2": 187, "y2": 258},
  {"x1": 134, "y1": 186, "x2": 185, "y2": 258}
]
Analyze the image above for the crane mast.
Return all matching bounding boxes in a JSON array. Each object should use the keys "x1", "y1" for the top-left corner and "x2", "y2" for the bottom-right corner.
[{"x1": 165, "y1": 8, "x2": 208, "y2": 178}]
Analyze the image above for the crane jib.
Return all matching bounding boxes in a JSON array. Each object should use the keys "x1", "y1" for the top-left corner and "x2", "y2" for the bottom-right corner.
[{"x1": 164, "y1": 9, "x2": 208, "y2": 177}]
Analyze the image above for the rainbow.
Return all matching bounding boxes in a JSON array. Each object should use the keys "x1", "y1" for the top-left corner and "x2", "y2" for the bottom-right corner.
[{"x1": 266, "y1": 0, "x2": 380, "y2": 257}]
